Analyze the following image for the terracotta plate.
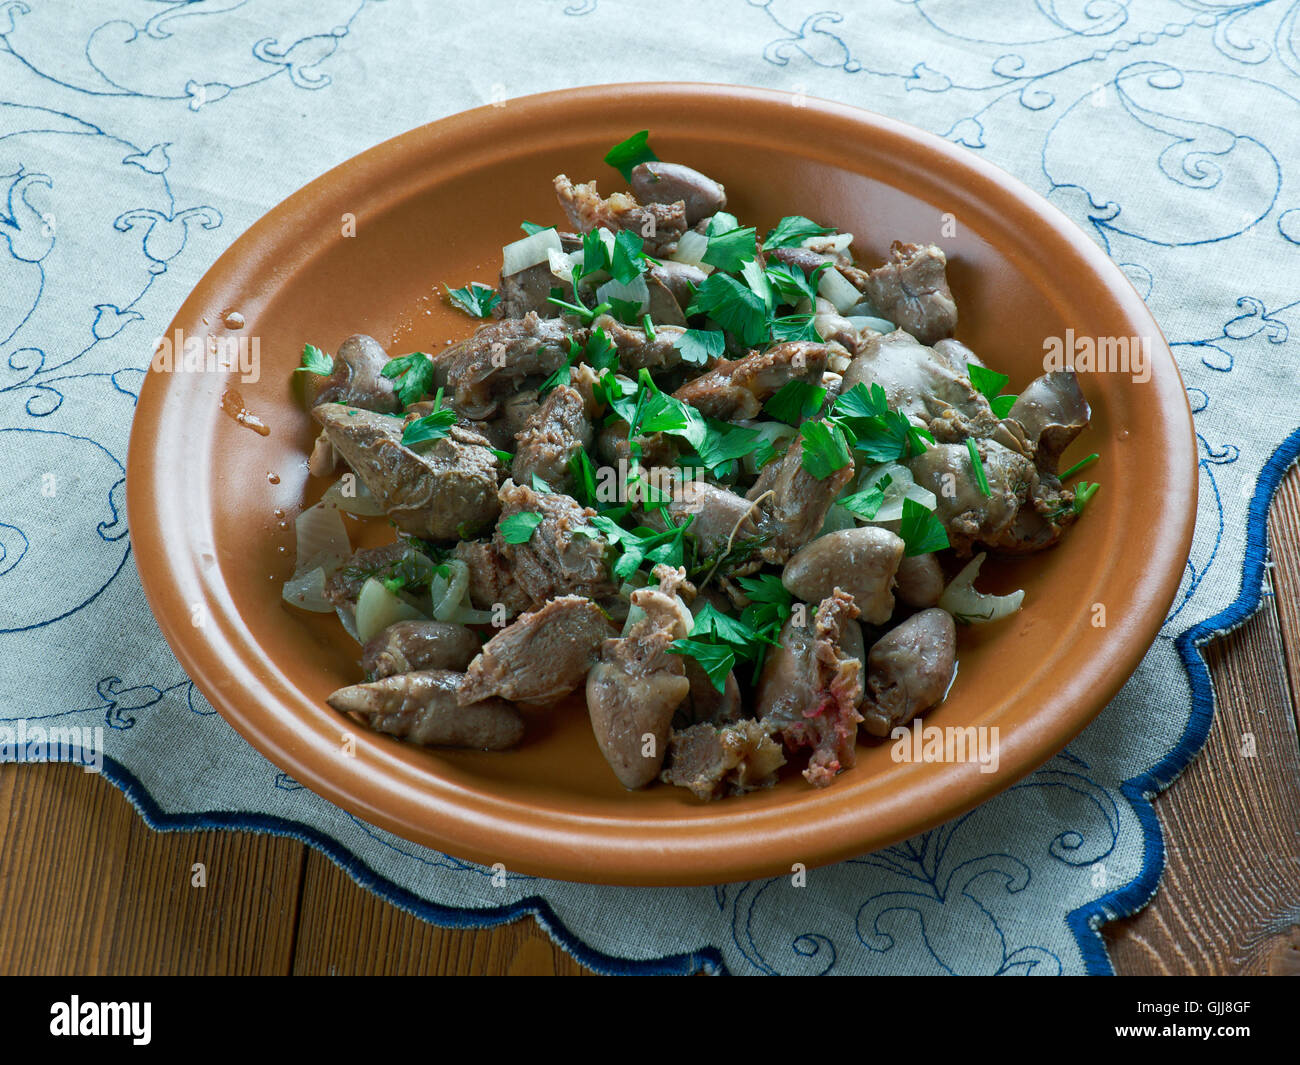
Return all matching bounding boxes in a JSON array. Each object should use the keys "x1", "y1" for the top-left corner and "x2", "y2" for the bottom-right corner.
[{"x1": 127, "y1": 83, "x2": 1196, "y2": 886}]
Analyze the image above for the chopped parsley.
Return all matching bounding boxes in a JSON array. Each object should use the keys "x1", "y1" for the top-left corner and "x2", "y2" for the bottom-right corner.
[
  {"x1": 520, "y1": 220, "x2": 548, "y2": 235},
  {"x1": 967, "y1": 363, "x2": 1018, "y2": 419},
  {"x1": 444, "y1": 282, "x2": 500, "y2": 318},
  {"x1": 799, "y1": 419, "x2": 853, "y2": 479},
  {"x1": 765, "y1": 261, "x2": 828, "y2": 306},
  {"x1": 839, "y1": 474, "x2": 892, "y2": 520},
  {"x1": 1073, "y1": 481, "x2": 1100, "y2": 514},
  {"x1": 764, "y1": 380, "x2": 827, "y2": 426},
  {"x1": 604, "y1": 130, "x2": 657, "y2": 181},
  {"x1": 687, "y1": 272, "x2": 770, "y2": 347},
  {"x1": 769, "y1": 313, "x2": 823, "y2": 343},
  {"x1": 296, "y1": 343, "x2": 333, "y2": 376},
  {"x1": 400, "y1": 387, "x2": 457, "y2": 448},
  {"x1": 899, "y1": 497, "x2": 949, "y2": 556},
  {"x1": 668, "y1": 639, "x2": 735, "y2": 692},
  {"x1": 673, "y1": 328, "x2": 726, "y2": 366},
  {"x1": 966, "y1": 438, "x2": 991, "y2": 497},
  {"x1": 380, "y1": 352, "x2": 434, "y2": 408},
  {"x1": 499, "y1": 511, "x2": 544, "y2": 544},
  {"x1": 1060, "y1": 452, "x2": 1099, "y2": 481},
  {"x1": 763, "y1": 215, "x2": 835, "y2": 250},
  {"x1": 701, "y1": 225, "x2": 758, "y2": 273}
]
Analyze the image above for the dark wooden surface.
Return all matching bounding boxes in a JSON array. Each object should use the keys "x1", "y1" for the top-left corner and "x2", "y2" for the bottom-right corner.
[{"x1": 3, "y1": 466, "x2": 1298, "y2": 977}]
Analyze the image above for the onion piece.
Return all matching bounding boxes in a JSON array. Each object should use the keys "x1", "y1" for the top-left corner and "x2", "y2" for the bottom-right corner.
[
  {"x1": 801, "y1": 232, "x2": 854, "y2": 255},
  {"x1": 293, "y1": 501, "x2": 350, "y2": 572},
  {"x1": 817, "y1": 267, "x2": 862, "y2": 314},
  {"x1": 355, "y1": 577, "x2": 427, "y2": 644},
  {"x1": 502, "y1": 228, "x2": 562, "y2": 276},
  {"x1": 847, "y1": 314, "x2": 897, "y2": 335},
  {"x1": 431, "y1": 559, "x2": 471, "y2": 622},
  {"x1": 320, "y1": 474, "x2": 385, "y2": 517},
  {"x1": 940, "y1": 552, "x2": 1025, "y2": 624},
  {"x1": 336, "y1": 604, "x2": 360, "y2": 644},
  {"x1": 856, "y1": 462, "x2": 938, "y2": 523},
  {"x1": 670, "y1": 229, "x2": 710, "y2": 267},
  {"x1": 595, "y1": 274, "x2": 650, "y2": 314},
  {"x1": 281, "y1": 566, "x2": 333, "y2": 613}
]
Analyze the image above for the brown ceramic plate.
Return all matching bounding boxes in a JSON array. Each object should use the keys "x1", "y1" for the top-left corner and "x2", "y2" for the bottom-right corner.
[{"x1": 127, "y1": 83, "x2": 1196, "y2": 886}]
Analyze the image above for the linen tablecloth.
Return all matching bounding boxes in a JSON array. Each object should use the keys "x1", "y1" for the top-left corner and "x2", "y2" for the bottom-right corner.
[{"x1": 2, "y1": 0, "x2": 1298, "y2": 974}]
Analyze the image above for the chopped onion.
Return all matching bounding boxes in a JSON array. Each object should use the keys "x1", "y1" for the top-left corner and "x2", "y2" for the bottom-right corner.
[
  {"x1": 595, "y1": 274, "x2": 649, "y2": 314},
  {"x1": 670, "y1": 229, "x2": 710, "y2": 267},
  {"x1": 502, "y1": 228, "x2": 562, "y2": 276},
  {"x1": 355, "y1": 577, "x2": 427, "y2": 644},
  {"x1": 431, "y1": 559, "x2": 471, "y2": 622},
  {"x1": 856, "y1": 462, "x2": 937, "y2": 523},
  {"x1": 293, "y1": 501, "x2": 350, "y2": 572},
  {"x1": 817, "y1": 503, "x2": 856, "y2": 537},
  {"x1": 281, "y1": 566, "x2": 332, "y2": 613},
  {"x1": 335, "y1": 604, "x2": 360, "y2": 644},
  {"x1": 801, "y1": 232, "x2": 854, "y2": 254},
  {"x1": 817, "y1": 267, "x2": 862, "y2": 314},
  {"x1": 321, "y1": 474, "x2": 384, "y2": 517},
  {"x1": 847, "y1": 314, "x2": 897, "y2": 335},
  {"x1": 940, "y1": 552, "x2": 1025, "y2": 624},
  {"x1": 548, "y1": 247, "x2": 579, "y2": 286}
]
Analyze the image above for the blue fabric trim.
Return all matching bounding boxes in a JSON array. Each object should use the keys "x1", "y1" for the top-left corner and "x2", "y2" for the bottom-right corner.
[
  {"x1": 92, "y1": 754, "x2": 725, "y2": 976},
  {"x1": 1067, "y1": 424, "x2": 1300, "y2": 975}
]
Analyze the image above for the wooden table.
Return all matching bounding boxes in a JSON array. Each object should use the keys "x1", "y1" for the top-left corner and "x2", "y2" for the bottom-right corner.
[{"x1": 4, "y1": 468, "x2": 1299, "y2": 976}]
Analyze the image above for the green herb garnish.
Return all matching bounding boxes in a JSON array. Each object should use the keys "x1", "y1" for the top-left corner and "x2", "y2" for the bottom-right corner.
[
  {"x1": 444, "y1": 282, "x2": 500, "y2": 318},
  {"x1": 763, "y1": 215, "x2": 835, "y2": 250},
  {"x1": 899, "y1": 497, "x2": 949, "y2": 556},
  {"x1": 499, "y1": 511, "x2": 545, "y2": 544},
  {"x1": 966, "y1": 438, "x2": 991, "y2": 497},
  {"x1": 296, "y1": 343, "x2": 333, "y2": 376},
  {"x1": 605, "y1": 130, "x2": 658, "y2": 181},
  {"x1": 380, "y1": 352, "x2": 434, "y2": 408}
]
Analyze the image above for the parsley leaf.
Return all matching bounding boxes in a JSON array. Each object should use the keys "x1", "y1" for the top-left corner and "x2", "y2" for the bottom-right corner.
[
  {"x1": 400, "y1": 387, "x2": 458, "y2": 448},
  {"x1": 899, "y1": 497, "x2": 949, "y2": 556},
  {"x1": 668, "y1": 638, "x2": 735, "y2": 693},
  {"x1": 609, "y1": 230, "x2": 650, "y2": 285},
  {"x1": 687, "y1": 273, "x2": 769, "y2": 347},
  {"x1": 701, "y1": 226, "x2": 758, "y2": 273},
  {"x1": 765, "y1": 261, "x2": 828, "y2": 307},
  {"x1": 764, "y1": 380, "x2": 827, "y2": 426},
  {"x1": 605, "y1": 130, "x2": 657, "y2": 181},
  {"x1": 520, "y1": 220, "x2": 548, "y2": 235},
  {"x1": 736, "y1": 572, "x2": 794, "y2": 608},
  {"x1": 968, "y1": 363, "x2": 1018, "y2": 418},
  {"x1": 444, "y1": 282, "x2": 500, "y2": 318},
  {"x1": 296, "y1": 343, "x2": 333, "y2": 376},
  {"x1": 569, "y1": 449, "x2": 598, "y2": 508},
  {"x1": 799, "y1": 420, "x2": 853, "y2": 479},
  {"x1": 499, "y1": 511, "x2": 545, "y2": 544},
  {"x1": 695, "y1": 419, "x2": 761, "y2": 472},
  {"x1": 966, "y1": 438, "x2": 991, "y2": 497},
  {"x1": 770, "y1": 313, "x2": 823, "y2": 343},
  {"x1": 764, "y1": 215, "x2": 835, "y2": 250},
  {"x1": 586, "y1": 326, "x2": 620, "y2": 372},
  {"x1": 673, "y1": 329, "x2": 726, "y2": 366},
  {"x1": 380, "y1": 352, "x2": 434, "y2": 408},
  {"x1": 634, "y1": 372, "x2": 707, "y2": 451},
  {"x1": 530, "y1": 474, "x2": 554, "y2": 494},
  {"x1": 839, "y1": 473, "x2": 892, "y2": 520}
]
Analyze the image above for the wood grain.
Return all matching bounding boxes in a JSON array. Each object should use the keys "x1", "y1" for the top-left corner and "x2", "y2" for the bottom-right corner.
[
  {"x1": 1104, "y1": 464, "x2": 1300, "y2": 975},
  {"x1": 290, "y1": 849, "x2": 589, "y2": 975},
  {"x1": 0, "y1": 762, "x2": 304, "y2": 975}
]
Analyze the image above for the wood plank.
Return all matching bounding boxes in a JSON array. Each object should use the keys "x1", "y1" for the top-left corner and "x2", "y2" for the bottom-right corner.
[
  {"x1": 1105, "y1": 464, "x2": 1300, "y2": 973},
  {"x1": 0, "y1": 762, "x2": 304, "y2": 975},
  {"x1": 290, "y1": 848, "x2": 592, "y2": 974}
]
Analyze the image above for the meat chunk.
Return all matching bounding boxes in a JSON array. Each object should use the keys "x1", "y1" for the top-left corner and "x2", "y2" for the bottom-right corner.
[
  {"x1": 746, "y1": 434, "x2": 855, "y2": 565},
  {"x1": 495, "y1": 232, "x2": 581, "y2": 320},
  {"x1": 554, "y1": 174, "x2": 687, "y2": 256},
  {"x1": 666, "y1": 479, "x2": 760, "y2": 564},
  {"x1": 841, "y1": 330, "x2": 998, "y2": 443},
  {"x1": 327, "y1": 670, "x2": 524, "y2": 750},
  {"x1": 494, "y1": 480, "x2": 617, "y2": 607},
  {"x1": 313, "y1": 334, "x2": 401, "y2": 413},
  {"x1": 859, "y1": 608, "x2": 957, "y2": 737},
  {"x1": 314, "y1": 404, "x2": 502, "y2": 541},
  {"x1": 996, "y1": 370, "x2": 1091, "y2": 476},
  {"x1": 586, "y1": 573, "x2": 693, "y2": 788},
  {"x1": 459, "y1": 596, "x2": 616, "y2": 708},
  {"x1": 661, "y1": 720, "x2": 786, "y2": 800},
  {"x1": 908, "y1": 439, "x2": 1077, "y2": 555},
  {"x1": 894, "y1": 553, "x2": 945, "y2": 609},
  {"x1": 442, "y1": 312, "x2": 577, "y2": 418},
  {"x1": 847, "y1": 241, "x2": 957, "y2": 346},
  {"x1": 361, "y1": 621, "x2": 481, "y2": 679},
  {"x1": 510, "y1": 384, "x2": 593, "y2": 493},
  {"x1": 782, "y1": 527, "x2": 905, "y2": 625},
  {"x1": 672, "y1": 342, "x2": 830, "y2": 421},
  {"x1": 324, "y1": 541, "x2": 421, "y2": 608},
  {"x1": 629, "y1": 161, "x2": 726, "y2": 226},
  {"x1": 593, "y1": 313, "x2": 687, "y2": 374},
  {"x1": 756, "y1": 589, "x2": 865, "y2": 787},
  {"x1": 452, "y1": 539, "x2": 532, "y2": 616}
]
